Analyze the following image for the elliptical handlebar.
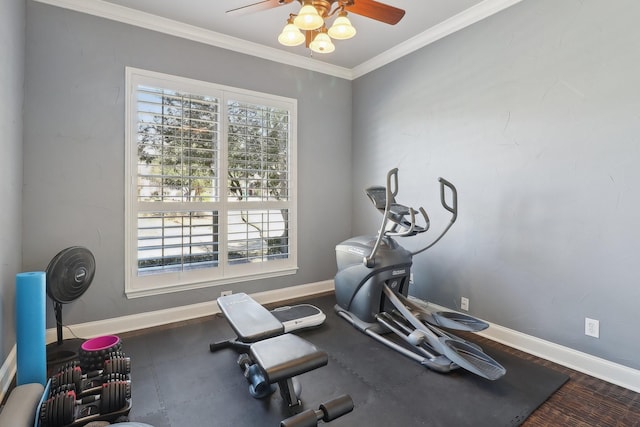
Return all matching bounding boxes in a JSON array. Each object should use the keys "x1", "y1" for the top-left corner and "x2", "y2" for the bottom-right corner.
[
  {"x1": 411, "y1": 176, "x2": 458, "y2": 256},
  {"x1": 363, "y1": 169, "x2": 459, "y2": 267},
  {"x1": 439, "y1": 177, "x2": 458, "y2": 222},
  {"x1": 363, "y1": 168, "x2": 398, "y2": 267},
  {"x1": 385, "y1": 207, "x2": 416, "y2": 237},
  {"x1": 418, "y1": 207, "x2": 431, "y2": 233},
  {"x1": 388, "y1": 167, "x2": 399, "y2": 199}
]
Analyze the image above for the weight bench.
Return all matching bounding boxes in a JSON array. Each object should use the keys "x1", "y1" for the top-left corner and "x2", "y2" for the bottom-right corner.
[{"x1": 209, "y1": 293, "x2": 329, "y2": 407}]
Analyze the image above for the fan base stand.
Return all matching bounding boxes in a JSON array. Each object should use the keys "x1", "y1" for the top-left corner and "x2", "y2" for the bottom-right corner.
[{"x1": 46, "y1": 338, "x2": 85, "y2": 371}]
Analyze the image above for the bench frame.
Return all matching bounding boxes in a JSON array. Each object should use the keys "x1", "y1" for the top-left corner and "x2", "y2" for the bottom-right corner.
[{"x1": 209, "y1": 293, "x2": 328, "y2": 407}]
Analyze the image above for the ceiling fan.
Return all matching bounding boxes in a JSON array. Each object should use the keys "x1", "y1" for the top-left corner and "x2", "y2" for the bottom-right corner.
[{"x1": 227, "y1": 0, "x2": 406, "y2": 54}]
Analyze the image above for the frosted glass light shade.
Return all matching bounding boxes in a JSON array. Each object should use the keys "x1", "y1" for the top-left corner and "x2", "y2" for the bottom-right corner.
[
  {"x1": 278, "y1": 23, "x2": 305, "y2": 46},
  {"x1": 294, "y1": 4, "x2": 324, "y2": 30},
  {"x1": 328, "y1": 15, "x2": 356, "y2": 40},
  {"x1": 310, "y1": 32, "x2": 335, "y2": 53}
]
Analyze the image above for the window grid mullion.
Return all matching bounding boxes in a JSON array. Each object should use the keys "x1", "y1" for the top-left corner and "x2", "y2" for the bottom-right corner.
[{"x1": 218, "y1": 92, "x2": 229, "y2": 272}]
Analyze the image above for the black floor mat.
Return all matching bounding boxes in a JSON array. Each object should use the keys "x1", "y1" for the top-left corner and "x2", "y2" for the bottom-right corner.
[{"x1": 122, "y1": 294, "x2": 568, "y2": 427}]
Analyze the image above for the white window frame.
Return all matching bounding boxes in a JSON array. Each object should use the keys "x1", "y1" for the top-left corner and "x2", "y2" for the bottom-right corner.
[{"x1": 125, "y1": 67, "x2": 298, "y2": 298}]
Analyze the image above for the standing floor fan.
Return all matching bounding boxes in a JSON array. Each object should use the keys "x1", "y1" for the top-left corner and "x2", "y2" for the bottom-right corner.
[{"x1": 45, "y1": 246, "x2": 96, "y2": 367}]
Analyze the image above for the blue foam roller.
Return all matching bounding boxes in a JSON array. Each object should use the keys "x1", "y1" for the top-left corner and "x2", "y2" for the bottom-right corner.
[{"x1": 15, "y1": 271, "x2": 47, "y2": 386}]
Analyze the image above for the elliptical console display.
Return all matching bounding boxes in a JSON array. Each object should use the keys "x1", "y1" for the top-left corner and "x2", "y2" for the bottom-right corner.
[{"x1": 334, "y1": 168, "x2": 506, "y2": 380}]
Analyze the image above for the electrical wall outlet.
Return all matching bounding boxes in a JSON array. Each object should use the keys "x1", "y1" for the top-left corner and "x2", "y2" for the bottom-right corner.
[
  {"x1": 221, "y1": 290, "x2": 232, "y2": 297},
  {"x1": 461, "y1": 297, "x2": 469, "y2": 311},
  {"x1": 585, "y1": 317, "x2": 599, "y2": 338},
  {"x1": 409, "y1": 273, "x2": 414, "y2": 284}
]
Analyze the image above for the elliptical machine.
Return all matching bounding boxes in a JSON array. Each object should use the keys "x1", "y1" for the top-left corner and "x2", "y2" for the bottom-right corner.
[{"x1": 334, "y1": 168, "x2": 506, "y2": 380}]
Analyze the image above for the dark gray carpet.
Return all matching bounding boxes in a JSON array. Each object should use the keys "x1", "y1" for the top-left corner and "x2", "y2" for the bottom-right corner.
[{"x1": 122, "y1": 294, "x2": 568, "y2": 427}]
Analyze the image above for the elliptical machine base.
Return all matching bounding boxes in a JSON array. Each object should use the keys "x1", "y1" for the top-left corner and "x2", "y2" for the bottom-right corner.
[{"x1": 334, "y1": 168, "x2": 505, "y2": 381}]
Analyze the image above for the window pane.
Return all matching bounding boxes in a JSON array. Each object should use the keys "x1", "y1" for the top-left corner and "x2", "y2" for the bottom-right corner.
[
  {"x1": 137, "y1": 211, "x2": 219, "y2": 275},
  {"x1": 227, "y1": 101, "x2": 289, "y2": 202},
  {"x1": 227, "y1": 209, "x2": 289, "y2": 265},
  {"x1": 136, "y1": 86, "x2": 220, "y2": 203}
]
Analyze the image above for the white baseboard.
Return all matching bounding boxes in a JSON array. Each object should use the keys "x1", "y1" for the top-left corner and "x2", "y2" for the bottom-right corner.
[
  {"x1": 428, "y1": 302, "x2": 640, "y2": 393},
  {"x1": 0, "y1": 346, "x2": 17, "y2": 403},
  {"x1": 479, "y1": 321, "x2": 640, "y2": 393},
  {"x1": 43, "y1": 280, "x2": 335, "y2": 342},
  {"x1": 3, "y1": 280, "x2": 639, "y2": 402},
  {"x1": 0, "y1": 281, "x2": 332, "y2": 402}
]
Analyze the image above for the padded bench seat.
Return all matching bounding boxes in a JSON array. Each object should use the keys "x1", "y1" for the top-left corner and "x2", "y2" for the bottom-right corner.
[
  {"x1": 250, "y1": 334, "x2": 328, "y2": 384},
  {"x1": 217, "y1": 292, "x2": 284, "y2": 342}
]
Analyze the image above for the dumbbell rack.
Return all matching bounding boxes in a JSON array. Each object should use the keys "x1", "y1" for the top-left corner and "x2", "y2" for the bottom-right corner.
[{"x1": 39, "y1": 348, "x2": 133, "y2": 427}]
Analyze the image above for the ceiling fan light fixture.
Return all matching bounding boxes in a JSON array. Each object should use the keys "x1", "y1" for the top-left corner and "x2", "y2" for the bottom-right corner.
[
  {"x1": 278, "y1": 20, "x2": 305, "y2": 46},
  {"x1": 310, "y1": 30, "x2": 335, "y2": 54},
  {"x1": 328, "y1": 12, "x2": 356, "y2": 40},
  {"x1": 229, "y1": 0, "x2": 406, "y2": 56},
  {"x1": 294, "y1": 1, "x2": 324, "y2": 30}
]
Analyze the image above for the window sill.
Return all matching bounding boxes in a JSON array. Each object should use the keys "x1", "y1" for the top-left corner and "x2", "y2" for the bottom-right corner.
[{"x1": 124, "y1": 266, "x2": 299, "y2": 299}]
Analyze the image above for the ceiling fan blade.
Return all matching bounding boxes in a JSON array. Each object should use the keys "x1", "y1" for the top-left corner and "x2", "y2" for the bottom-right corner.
[
  {"x1": 345, "y1": 0, "x2": 405, "y2": 25},
  {"x1": 226, "y1": 0, "x2": 295, "y2": 16}
]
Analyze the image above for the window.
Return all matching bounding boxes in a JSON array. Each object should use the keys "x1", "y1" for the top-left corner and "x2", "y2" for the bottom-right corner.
[{"x1": 125, "y1": 68, "x2": 297, "y2": 297}]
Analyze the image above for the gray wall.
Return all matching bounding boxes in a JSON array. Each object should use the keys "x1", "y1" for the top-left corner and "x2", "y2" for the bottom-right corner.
[
  {"x1": 23, "y1": 1, "x2": 352, "y2": 327},
  {"x1": 352, "y1": 0, "x2": 640, "y2": 369},
  {"x1": 15, "y1": 0, "x2": 639, "y2": 374},
  {"x1": 0, "y1": 0, "x2": 25, "y2": 364}
]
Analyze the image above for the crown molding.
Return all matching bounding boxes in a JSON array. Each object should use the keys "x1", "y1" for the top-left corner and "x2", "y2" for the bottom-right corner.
[
  {"x1": 34, "y1": 0, "x2": 522, "y2": 80},
  {"x1": 352, "y1": 0, "x2": 525, "y2": 78},
  {"x1": 33, "y1": 0, "x2": 354, "y2": 80}
]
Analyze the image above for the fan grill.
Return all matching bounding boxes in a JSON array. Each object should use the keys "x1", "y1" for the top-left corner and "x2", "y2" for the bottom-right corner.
[{"x1": 46, "y1": 246, "x2": 96, "y2": 304}]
